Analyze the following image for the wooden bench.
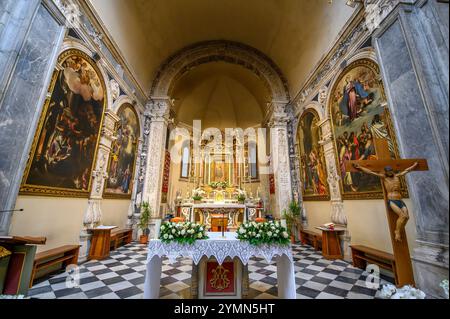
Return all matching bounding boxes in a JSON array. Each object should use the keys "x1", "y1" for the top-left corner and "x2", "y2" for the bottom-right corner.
[
  {"x1": 110, "y1": 229, "x2": 133, "y2": 250},
  {"x1": 29, "y1": 245, "x2": 80, "y2": 288},
  {"x1": 300, "y1": 229, "x2": 322, "y2": 251},
  {"x1": 351, "y1": 245, "x2": 398, "y2": 285}
]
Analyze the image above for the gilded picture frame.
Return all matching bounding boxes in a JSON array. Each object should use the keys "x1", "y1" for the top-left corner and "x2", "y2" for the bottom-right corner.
[
  {"x1": 297, "y1": 109, "x2": 330, "y2": 201},
  {"x1": 103, "y1": 103, "x2": 140, "y2": 199},
  {"x1": 20, "y1": 49, "x2": 107, "y2": 198},
  {"x1": 329, "y1": 59, "x2": 408, "y2": 200}
]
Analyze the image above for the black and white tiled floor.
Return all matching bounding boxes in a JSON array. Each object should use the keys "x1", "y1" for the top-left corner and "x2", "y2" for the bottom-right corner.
[{"x1": 28, "y1": 242, "x2": 391, "y2": 299}]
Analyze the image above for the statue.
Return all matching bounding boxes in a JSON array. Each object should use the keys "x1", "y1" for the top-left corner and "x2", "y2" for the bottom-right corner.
[{"x1": 353, "y1": 162, "x2": 419, "y2": 242}]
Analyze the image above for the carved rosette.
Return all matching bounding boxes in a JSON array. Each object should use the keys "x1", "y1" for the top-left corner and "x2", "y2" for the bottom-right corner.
[{"x1": 142, "y1": 98, "x2": 171, "y2": 218}]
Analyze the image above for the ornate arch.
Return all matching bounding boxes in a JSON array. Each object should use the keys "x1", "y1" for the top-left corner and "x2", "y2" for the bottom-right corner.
[{"x1": 150, "y1": 41, "x2": 290, "y2": 103}]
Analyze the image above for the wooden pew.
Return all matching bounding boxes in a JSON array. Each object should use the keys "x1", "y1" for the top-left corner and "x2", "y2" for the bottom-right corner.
[
  {"x1": 350, "y1": 245, "x2": 398, "y2": 286},
  {"x1": 300, "y1": 229, "x2": 322, "y2": 251},
  {"x1": 29, "y1": 245, "x2": 80, "y2": 288},
  {"x1": 110, "y1": 229, "x2": 133, "y2": 250}
]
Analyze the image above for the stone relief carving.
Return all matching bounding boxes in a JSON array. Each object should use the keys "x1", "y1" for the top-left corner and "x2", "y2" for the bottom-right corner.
[
  {"x1": 83, "y1": 111, "x2": 119, "y2": 227},
  {"x1": 141, "y1": 99, "x2": 171, "y2": 218},
  {"x1": 110, "y1": 79, "x2": 120, "y2": 101},
  {"x1": 318, "y1": 86, "x2": 328, "y2": 106},
  {"x1": 364, "y1": 0, "x2": 398, "y2": 32}
]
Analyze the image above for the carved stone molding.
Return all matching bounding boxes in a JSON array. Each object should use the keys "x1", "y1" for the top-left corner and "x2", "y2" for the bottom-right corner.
[
  {"x1": 294, "y1": 11, "x2": 368, "y2": 107},
  {"x1": 150, "y1": 41, "x2": 290, "y2": 103},
  {"x1": 83, "y1": 111, "x2": 119, "y2": 227},
  {"x1": 109, "y1": 79, "x2": 120, "y2": 101},
  {"x1": 364, "y1": 0, "x2": 399, "y2": 32}
]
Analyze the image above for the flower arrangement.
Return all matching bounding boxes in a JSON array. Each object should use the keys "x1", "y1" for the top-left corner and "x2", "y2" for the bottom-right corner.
[
  {"x1": 209, "y1": 181, "x2": 229, "y2": 189},
  {"x1": 192, "y1": 188, "x2": 206, "y2": 201},
  {"x1": 237, "y1": 221, "x2": 290, "y2": 246},
  {"x1": 237, "y1": 190, "x2": 246, "y2": 203},
  {"x1": 159, "y1": 222, "x2": 209, "y2": 245},
  {"x1": 378, "y1": 284, "x2": 426, "y2": 299}
]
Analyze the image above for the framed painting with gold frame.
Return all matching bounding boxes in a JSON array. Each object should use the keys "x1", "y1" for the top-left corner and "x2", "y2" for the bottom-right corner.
[
  {"x1": 20, "y1": 49, "x2": 106, "y2": 198},
  {"x1": 329, "y1": 59, "x2": 408, "y2": 200},
  {"x1": 297, "y1": 109, "x2": 330, "y2": 201},
  {"x1": 103, "y1": 103, "x2": 140, "y2": 199}
]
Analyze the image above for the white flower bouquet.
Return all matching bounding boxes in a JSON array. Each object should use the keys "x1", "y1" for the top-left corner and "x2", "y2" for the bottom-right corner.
[
  {"x1": 159, "y1": 222, "x2": 209, "y2": 245},
  {"x1": 378, "y1": 284, "x2": 426, "y2": 299},
  {"x1": 237, "y1": 221, "x2": 290, "y2": 246}
]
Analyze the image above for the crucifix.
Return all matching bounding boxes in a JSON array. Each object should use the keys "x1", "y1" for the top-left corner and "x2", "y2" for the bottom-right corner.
[{"x1": 345, "y1": 138, "x2": 429, "y2": 287}]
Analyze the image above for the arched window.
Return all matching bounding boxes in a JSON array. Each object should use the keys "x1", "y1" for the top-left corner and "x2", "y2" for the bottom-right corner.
[
  {"x1": 248, "y1": 141, "x2": 259, "y2": 180},
  {"x1": 180, "y1": 141, "x2": 191, "y2": 179}
]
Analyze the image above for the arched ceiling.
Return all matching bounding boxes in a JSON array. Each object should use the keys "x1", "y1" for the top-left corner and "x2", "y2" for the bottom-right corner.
[
  {"x1": 172, "y1": 62, "x2": 266, "y2": 129},
  {"x1": 88, "y1": 0, "x2": 356, "y2": 97}
]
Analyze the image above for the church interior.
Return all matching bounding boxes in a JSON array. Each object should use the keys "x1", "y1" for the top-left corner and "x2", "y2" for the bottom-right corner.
[{"x1": 0, "y1": 0, "x2": 448, "y2": 300}]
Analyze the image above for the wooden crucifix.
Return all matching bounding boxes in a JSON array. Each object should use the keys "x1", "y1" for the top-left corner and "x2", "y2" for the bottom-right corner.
[{"x1": 345, "y1": 139, "x2": 429, "y2": 287}]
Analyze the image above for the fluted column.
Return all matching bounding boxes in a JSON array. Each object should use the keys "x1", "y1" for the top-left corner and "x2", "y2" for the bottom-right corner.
[
  {"x1": 142, "y1": 98, "x2": 171, "y2": 239},
  {"x1": 267, "y1": 102, "x2": 293, "y2": 218}
]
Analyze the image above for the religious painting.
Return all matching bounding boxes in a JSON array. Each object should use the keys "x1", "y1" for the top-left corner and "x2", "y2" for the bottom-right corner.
[
  {"x1": 329, "y1": 59, "x2": 407, "y2": 199},
  {"x1": 104, "y1": 103, "x2": 140, "y2": 199},
  {"x1": 20, "y1": 50, "x2": 106, "y2": 197},
  {"x1": 298, "y1": 110, "x2": 330, "y2": 201}
]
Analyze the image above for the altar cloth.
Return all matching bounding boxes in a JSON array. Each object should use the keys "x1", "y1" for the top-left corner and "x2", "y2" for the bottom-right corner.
[{"x1": 143, "y1": 232, "x2": 297, "y2": 299}]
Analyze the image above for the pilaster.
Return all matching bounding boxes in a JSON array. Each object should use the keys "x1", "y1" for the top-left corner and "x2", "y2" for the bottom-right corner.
[
  {"x1": 142, "y1": 97, "x2": 172, "y2": 239},
  {"x1": 371, "y1": 0, "x2": 449, "y2": 298},
  {"x1": 79, "y1": 110, "x2": 119, "y2": 262},
  {"x1": 267, "y1": 102, "x2": 293, "y2": 218}
]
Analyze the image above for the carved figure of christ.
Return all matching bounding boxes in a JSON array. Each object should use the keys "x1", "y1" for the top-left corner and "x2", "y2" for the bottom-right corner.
[{"x1": 345, "y1": 138, "x2": 429, "y2": 287}]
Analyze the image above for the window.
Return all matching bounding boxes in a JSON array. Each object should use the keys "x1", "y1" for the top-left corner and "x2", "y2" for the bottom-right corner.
[
  {"x1": 248, "y1": 142, "x2": 259, "y2": 180},
  {"x1": 180, "y1": 141, "x2": 191, "y2": 179}
]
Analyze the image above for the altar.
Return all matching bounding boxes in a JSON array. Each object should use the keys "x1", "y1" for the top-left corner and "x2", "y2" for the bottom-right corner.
[{"x1": 143, "y1": 232, "x2": 297, "y2": 299}]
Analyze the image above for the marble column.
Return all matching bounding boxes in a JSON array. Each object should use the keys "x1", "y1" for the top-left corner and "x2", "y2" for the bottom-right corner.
[
  {"x1": 78, "y1": 111, "x2": 119, "y2": 263},
  {"x1": 372, "y1": 0, "x2": 449, "y2": 298},
  {"x1": 268, "y1": 102, "x2": 293, "y2": 218},
  {"x1": 319, "y1": 118, "x2": 351, "y2": 260},
  {"x1": 0, "y1": 1, "x2": 64, "y2": 235},
  {"x1": 142, "y1": 98, "x2": 171, "y2": 239}
]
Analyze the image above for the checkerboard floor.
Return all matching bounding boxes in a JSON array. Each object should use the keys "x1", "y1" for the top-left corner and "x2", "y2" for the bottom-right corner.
[{"x1": 28, "y1": 242, "x2": 392, "y2": 300}]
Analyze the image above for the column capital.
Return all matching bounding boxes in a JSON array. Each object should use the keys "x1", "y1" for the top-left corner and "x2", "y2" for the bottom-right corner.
[
  {"x1": 146, "y1": 96, "x2": 174, "y2": 123},
  {"x1": 266, "y1": 100, "x2": 291, "y2": 128}
]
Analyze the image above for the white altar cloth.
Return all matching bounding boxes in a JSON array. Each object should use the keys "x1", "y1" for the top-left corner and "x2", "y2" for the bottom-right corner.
[{"x1": 143, "y1": 232, "x2": 297, "y2": 299}]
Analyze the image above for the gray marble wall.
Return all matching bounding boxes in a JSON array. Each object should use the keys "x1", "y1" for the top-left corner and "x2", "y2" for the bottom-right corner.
[
  {"x1": 0, "y1": 1, "x2": 64, "y2": 235},
  {"x1": 374, "y1": 0, "x2": 449, "y2": 298}
]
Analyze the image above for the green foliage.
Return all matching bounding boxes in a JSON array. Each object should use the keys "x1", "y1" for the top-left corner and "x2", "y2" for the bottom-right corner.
[
  {"x1": 159, "y1": 222, "x2": 209, "y2": 245},
  {"x1": 237, "y1": 221, "x2": 290, "y2": 246},
  {"x1": 138, "y1": 202, "x2": 151, "y2": 232},
  {"x1": 209, "y1": 181, "x2": 229, "y2": 189},
  {"x1": 283, "y1": 201, "x2": 303, "y2": 235}
]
